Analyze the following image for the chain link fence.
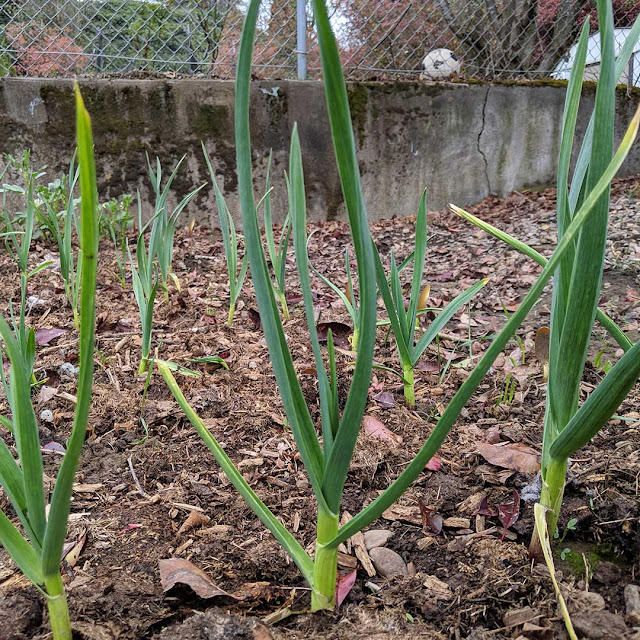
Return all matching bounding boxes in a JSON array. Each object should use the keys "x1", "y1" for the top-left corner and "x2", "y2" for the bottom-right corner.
[{"x1": 1, "y1": 1, "x2": 640, "y2": 82}]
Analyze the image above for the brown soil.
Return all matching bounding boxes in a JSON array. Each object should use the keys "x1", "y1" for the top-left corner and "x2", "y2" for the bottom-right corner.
[{"x1": 0, "y1": 178, "x2": 639, "y2": 640}]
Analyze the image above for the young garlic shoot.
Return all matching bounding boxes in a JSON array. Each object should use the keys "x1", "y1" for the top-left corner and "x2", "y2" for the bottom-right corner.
[{"x1": 0, "y1": 84, "x2": 99, "y2": 640}]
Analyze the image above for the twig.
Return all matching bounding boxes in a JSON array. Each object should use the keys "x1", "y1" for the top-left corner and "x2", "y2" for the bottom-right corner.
[{"x1": 127, "y1": 455, "x2": 151, "y2": 498}]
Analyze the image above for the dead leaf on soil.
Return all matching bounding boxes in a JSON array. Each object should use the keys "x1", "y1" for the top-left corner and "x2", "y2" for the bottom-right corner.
[
  {"x1": 419, "y1": 499, "x2": 443, "y2": 535},
  {"x1": 336, "y1": 570, "x2": 357, "y2": 607},
  {"x1": 425, "y1": 455, "x2": 442, "y2": 471},
  {"x1": 37, "y1": 385, "x2": 58, "y2": 404},
  {"x1": 496, "y1": 489, "x2": 521, "y2": 541},
  {"x1": 362, "y1": 415, "x2": 402, "y2": 446},
  {"x1": 159, "y1": 557, "x2": 242, "y2": 600},
  {"x1": 316, "y1": 321, "x2": 352, "y2": 348},
  {"x1": 476, "y1": 441, "x2": 540, "y2": 474},
  {"x1": 35, "y1": 327, "x2": 66, "y2": 346},
  {"x1": 63, "y1": 529, "x2": 87, "y2": 567},
  {"x1": 373, "y1": 391, "x2": 395, "y2": 409},
  {"x1": 179, "y1": 510, "x2": 211, "y2": 533}
]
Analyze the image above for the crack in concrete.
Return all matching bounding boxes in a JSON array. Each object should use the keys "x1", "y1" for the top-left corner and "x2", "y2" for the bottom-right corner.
[{"x1": 477, "y1": 85, "x2": 491, "y2": 195}]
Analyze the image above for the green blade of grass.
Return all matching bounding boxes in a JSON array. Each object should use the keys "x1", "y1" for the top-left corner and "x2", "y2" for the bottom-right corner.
[
  {"x1": 312, "y1": 0, "x2": 378, "y2": 514},
  {"x1": 42, "y1": 84, "x2": 99, "y2": 577},
  {"x1": 411, "y1": 278, "x2": 488, "y2": 367},
  {"x1": 235, "y1": 0, "x2": 327, "y2": 512}
]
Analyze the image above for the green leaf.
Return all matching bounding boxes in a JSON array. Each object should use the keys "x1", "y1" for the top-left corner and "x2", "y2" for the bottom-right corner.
[
  {"x1": 0, "y1": 317, "x2": 46, "y2": 548},
  {"x1": 312, "y1": 0, "x2": 377, "y2": 514},
  {"x1": 407, "y1": 191, "x2": 428, "y2": 347},
  {"x1": 289, "y1": 125, "x2": 335, "y2": 454},
  {"x1": 0, "y1": 509, "x2": 43, "y2": 587},
  {"x1": 411, "y1": 279, "x2": 488, "y2": 366},
  {"x1": 450, "y1": 206, "x2": 632, "y2": 351},
  {"x1": 42, "y1": 84, "x2": 99, "y2": 577},
  {"x1": 235, "y1": 0, "x2": 327, "y2": 511},
  {"x1": 549, "y1": 339, "x2": 640, "y2": 460}
]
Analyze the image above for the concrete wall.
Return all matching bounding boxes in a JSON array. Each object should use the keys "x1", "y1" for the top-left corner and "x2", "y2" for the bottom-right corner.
[{"x1": 1, "y1": 78, "x2": 640, "y2": 226}]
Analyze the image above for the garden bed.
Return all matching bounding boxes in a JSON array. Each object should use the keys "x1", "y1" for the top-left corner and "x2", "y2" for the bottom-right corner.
[{"x1": 1, "y1": 178, "x2": 639, "y2": 640}]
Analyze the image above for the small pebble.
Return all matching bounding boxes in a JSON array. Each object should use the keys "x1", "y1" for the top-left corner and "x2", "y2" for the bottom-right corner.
[
  {"x1": 39, "y1": 409, "x2": 54, "y2": 423},
  {"x1": 369, "y1": 547, "x2": 408, "y2": 578},
  {"x1": 363, "y1": 529, "x2": 394, "y2": 551}
]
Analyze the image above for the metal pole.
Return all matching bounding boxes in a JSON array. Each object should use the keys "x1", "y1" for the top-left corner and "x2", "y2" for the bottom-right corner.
[{"x1": 296, "y1": 0, "x2": 307, "y2": 80}]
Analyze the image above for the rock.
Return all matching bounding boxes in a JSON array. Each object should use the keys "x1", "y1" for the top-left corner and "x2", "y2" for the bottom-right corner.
[
  {"x1": 625, "y1": 584, "x2": 640, "y2": 626},
  {"x1": 571, "y1": 610, "x2": 627, "y2": 639},
  {"x1": 363, "y1": 529, "x2": 394, "y2": 550},
  {"x1": 566, "y1": 589, "x2": 605, "y2": 613},
  {"x1": 593, "y1": 561, "x2": 622, "y2": 586},
  {"x1": 369, "y1": 547, "x2": 408, "y2": 578},
  {"x1": 503, "y1": 606, "x2": 538, "y2": 628}
]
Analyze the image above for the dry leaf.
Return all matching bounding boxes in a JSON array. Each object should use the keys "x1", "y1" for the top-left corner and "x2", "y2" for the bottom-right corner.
[
  {"x1": 336, "y1": 570, "x2": 357, "y2": 607},
  {"x1": 363, "y1": 415, "x2": 402, "y2": 446},
  {"x1": 179, "y1": 510, "x2": 211, "y2": 533},
  {"x1": 476, "y1": 441, "x2": 540, "y2": 474},
  {"x1": 159, "y1": 558, "x2": 241, "y2": 600}
]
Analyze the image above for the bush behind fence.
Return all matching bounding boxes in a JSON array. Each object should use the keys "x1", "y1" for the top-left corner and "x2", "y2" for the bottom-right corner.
[{"x1": 1, "y1": 0, "x2": 640, "y2": 82}]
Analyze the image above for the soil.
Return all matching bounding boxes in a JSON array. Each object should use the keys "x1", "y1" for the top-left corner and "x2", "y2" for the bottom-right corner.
[{"x1": 0, "y1": 178, "x2": 639, "y2": 640}]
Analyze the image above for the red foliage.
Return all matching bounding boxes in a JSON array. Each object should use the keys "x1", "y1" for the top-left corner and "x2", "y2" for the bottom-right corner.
[{"x1": 7, "y1": 23, "x2": 88, "y2": 76}]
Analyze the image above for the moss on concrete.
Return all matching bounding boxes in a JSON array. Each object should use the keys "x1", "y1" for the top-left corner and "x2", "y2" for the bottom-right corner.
[{"x1": 347, "y1": 84, "x2": 368, "y2": 146}]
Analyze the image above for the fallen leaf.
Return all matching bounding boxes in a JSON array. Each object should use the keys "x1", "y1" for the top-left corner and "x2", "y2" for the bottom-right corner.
[
  {"x1": 335, "y1": 569, "x2": 357, "y2": 606},
  {"x1": 63, "y1": 530, "x2": 87, "y2": 567},
  {"x1": 419, "y1": 500, "x2": 443, "y2": 535},
  {"x1": 179, "y1": 510, "x2": 211, "y2": 533},
  {"x1": 476, "y1": 441, "x2": 540, "y2": 474},
  {"x1": 373, "y1": 391, "x2": 395, "y2": 409},
  {"x1": 497, "y1": 489, "x2": 520, "y2": 541},
  {"x1": 37, "y1": 385, "x2": 58, "y2": 404},
  {"x1": 35, "y1": 327, "x2": 66, "y2": 346},
  {"x1": 534, "y1": 327, "x2": 550, "y2": 362},
  {"x1": 42, "y1": 441, "x2": 65, "y2": 454},
  {"x1": 425, "y1": 455, "x2": 442, "y2": 471},
  {"x1": 159, "y1": 557, "x2": 241, "y2": 600},
  {"x1": 316, "y1": 321, "x2": 352, "y2": 348},
  {"x1": 362, "y1": 415, "x2": 402, "y2": 446}
]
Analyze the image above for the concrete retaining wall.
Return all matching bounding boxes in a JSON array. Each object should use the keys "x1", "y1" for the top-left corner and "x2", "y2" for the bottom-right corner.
[{"x1": 1, "y1": 78, "x2": 639, "y2": 226}]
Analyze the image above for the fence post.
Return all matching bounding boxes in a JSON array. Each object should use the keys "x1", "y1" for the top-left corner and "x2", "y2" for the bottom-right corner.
[{"x1": 296, "y1": 0, "x2": 307, "y2": 80}]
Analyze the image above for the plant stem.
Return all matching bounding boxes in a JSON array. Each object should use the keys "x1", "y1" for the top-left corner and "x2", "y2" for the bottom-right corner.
[
  {"x1": 227, "y1": 302, "x2": 235, "y2": 327},
  {"x1": 44, "y1": 573, "x2": 72, "y2": 640},
  {"x1": 351, "y1": 326, "x2": 359, "y2": 352},
  {"x1": 530, "y1": 457, "x2": 567, "y2": 561},
  {"x1": 311, "y1": 509, "x2": 339, "y2": 611},
  {"x1": 403, "y1": 362, "x2": 415, "y2": 407},
  {"x1": 138, "y1": 357, "x2": 148, "y2": 375},
  {"x1": 279, "y1": 292, "x2": 290, "y2": 321}
]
